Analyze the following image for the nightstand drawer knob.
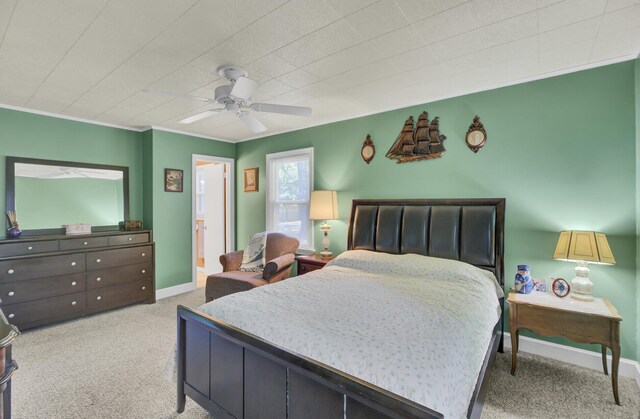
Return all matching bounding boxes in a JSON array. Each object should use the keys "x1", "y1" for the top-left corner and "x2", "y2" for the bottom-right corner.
[
  {"x1": 141, "y1": 286, "x2": 146, "y2": 291},
  {"x1": 83, "y1": 241, "x2": 88, "y2": 245},
  {"x1": 300, "y1": 266, "x2": 306, "y2": 272},
  {"x1": 8, "y1": 314, "x2": 14, "y2": 319},
  {"x1": 97, "y1": 296, "x2": 102, "y2": 301},
  {"x1": 141, "y1": 269, "x2": 146, "y2": 274},
  {"x1": 96, "y1": 258, "x2": 101, "y2": 263},
  {"x1": 27, "y1": 246, "x2": 33, "y2": 250},
  {"x1": 8, "y1": 292, "x2": 14, "y2": 297},
  {"x1": 128, "y1": 237, "x2": 132, "y2": 241},
  {"x1": 96, "y1": 277, "x2": 101, "y2": 282},
  {"x1": 7, "y1": 269, "x2": 14, "y2": 275},
  {"x1": 71, "y1": 301, "x2": 77, "y2": 306},
  {"x1": 71, "y1": 261, "x2": 77, "y2": 266},
  {"x1": 141, "y1": 253, "x2": 146, "y2": 257},
  {"x1": 71, "y1": 281, "x2": 77, "y2": 286}
]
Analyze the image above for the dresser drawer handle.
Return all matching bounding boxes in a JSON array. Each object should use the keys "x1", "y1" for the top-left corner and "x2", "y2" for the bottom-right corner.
[
  {"x1": 71, "y1": 281, "x2": 77, "y2": 286},
  {"x1": 141, "y1": 269, "x2": 146, "y2": 274},
  {"x1": 141, "y1": 252, "x2": 146, "y2": 257},
  {"x1": 71, "y1": 261, "x2": 77, "y2": 266},
  {"x1": 8, "y1": 314, "x2": 14, "y2": 319},
  {"x1": 71, "y1": 301, "x2": 77, "y2": 306},
  {"x1": 83, "y1": 241, "x2": 88, "y2": 245},
  {"x1": 141, "y1": 286, "x2": 146, "y2": 290},
  {"x1": 96, "y1": 258, "x2": 101, "y2": 263},
  {"x1": 27, "y1": 246, "x2": 33, "y2": 250},
  {"x1": 300, "y1": 266, "x2": 306, "y2": 272},
  {"x1": 96, "y1": 296, "x2": 102, "y2": 301},
  {"x1": 128, "y1": 237, "x2": 132, "y2": 241},
  {"x1": 7, "y1": 292, "x2": 14, "y2": 297},
  {"x1": 96, "y1": 277, "x2": 101, "y2": 282},
  {"x1": 7, "y1": 269, "x2": 14, "y2": 275}
]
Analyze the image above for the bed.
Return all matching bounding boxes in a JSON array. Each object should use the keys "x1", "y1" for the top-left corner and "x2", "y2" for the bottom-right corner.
[{"x1": 176, "y1": 198, "x2": 505, "y2": 419}]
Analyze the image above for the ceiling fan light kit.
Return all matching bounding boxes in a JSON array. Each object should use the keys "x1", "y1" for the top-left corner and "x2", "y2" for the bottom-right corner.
[{"x1": 148, "y1": 65, "x2": 312, "y2": 133}]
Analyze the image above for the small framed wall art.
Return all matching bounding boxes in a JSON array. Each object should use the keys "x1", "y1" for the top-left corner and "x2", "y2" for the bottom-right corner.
[
  {"x1": 465, "y1": 115, "x2": 487, "y2": 153},
  {"x1": 165, "y1": 168, "x2": 183, "y2": 192},
  {"x1": 244, "y1": 167, "x2": 259, "y2": 192}
]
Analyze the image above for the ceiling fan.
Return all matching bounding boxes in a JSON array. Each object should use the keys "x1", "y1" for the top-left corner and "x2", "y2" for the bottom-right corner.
[{"x1": 145, "y1": 65, "x2": 312, "y2": 133}]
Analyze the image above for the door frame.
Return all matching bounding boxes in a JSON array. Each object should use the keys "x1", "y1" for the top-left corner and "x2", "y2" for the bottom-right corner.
[{"x1": 191, "y1": 154, "x2": 235, "y2": 288}]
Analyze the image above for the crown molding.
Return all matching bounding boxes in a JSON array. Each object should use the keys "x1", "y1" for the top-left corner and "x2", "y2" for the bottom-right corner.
[
  {"x1": 0, "y1": 102, "x2": 143, "y2": 132},
  {"x1": 147, "y1": 126, "x2": 236, "y2": 143}
]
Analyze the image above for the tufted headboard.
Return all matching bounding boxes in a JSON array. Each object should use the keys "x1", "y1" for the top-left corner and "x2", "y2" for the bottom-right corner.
[{"x1": 347, "y1": 198, "x2": 505, "y2": 285}]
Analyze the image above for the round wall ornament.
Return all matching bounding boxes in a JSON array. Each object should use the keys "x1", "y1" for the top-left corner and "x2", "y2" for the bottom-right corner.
[
  {"x1": 465, "y1": 115, "x2": 487, "y2": 153},
  {"x1": 361, "y1": 134, "x2": 375, "y2": 164}
]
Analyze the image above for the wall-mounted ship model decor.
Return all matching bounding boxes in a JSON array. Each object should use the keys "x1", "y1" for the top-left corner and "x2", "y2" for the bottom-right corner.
[{"x1": 386, "y1": 111, "x2": 446, "y2": 163}]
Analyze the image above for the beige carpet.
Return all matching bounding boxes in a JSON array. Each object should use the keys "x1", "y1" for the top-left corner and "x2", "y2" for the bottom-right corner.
[{"x1": 12, "y1": 289, "x2": 640, "y2": 418}]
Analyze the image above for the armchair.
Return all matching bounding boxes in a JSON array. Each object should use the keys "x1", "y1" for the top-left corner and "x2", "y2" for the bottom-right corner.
[{"x1": 205, "y1": 232, "x2": 299, "y2": 302}]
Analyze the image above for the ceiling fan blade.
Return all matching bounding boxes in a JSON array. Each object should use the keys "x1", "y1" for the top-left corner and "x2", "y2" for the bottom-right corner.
[
  {"x1": 178, "y1": 109, "x2": 224, "y2": 124},
  {"x1": 250, "y1": 102, "x2": 312, "y2": 117},
  {"x1": 230, "y1": 77, "x2": 259, "y2": 101},
  {"x1": 236, "y1": 112, "x2": 267, "y2": 133},
  {"x1": 143, "y1": 88, "x2": 212, "y2": 103}
]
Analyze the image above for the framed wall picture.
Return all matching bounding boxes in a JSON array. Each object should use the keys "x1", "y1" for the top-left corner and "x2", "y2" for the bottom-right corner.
[
  {"x1": 165, "y1": 168, "x2": 183, "y2": 192},
  {"x1": 244, "y1": 167, "x2": 258, "y2": 192}
]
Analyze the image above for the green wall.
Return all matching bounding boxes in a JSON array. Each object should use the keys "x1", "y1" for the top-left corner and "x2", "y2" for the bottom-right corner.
[
  {"x1": 144, "y1": 129, "x2": 235, "y2": 290},
  {"x1": 236, "y1": 62, "x2": 638, "y2": 360},
  {"x1": 0, "y1": 107, "x2": 143, "y2": 233}
]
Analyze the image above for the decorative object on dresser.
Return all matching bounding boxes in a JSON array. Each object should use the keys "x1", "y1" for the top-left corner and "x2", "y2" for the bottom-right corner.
[
  {"x1": 361, "y1": 134, "x2": 375, "y2": 164},
  {"x1": 309, "y1": 190, "x2": 339, "y2": 258},
  {"x1": 295, "y1": 253, "x2": 335, "y2": 275},
  {"x1": 243, "y1": 167, "x2": 258, "y2": 192},
  {"x1": 508, "y1": 291, "x2": 622, "y2": 405},
  {"x1": 0, "y1": 308, "x2": 18, "y2": 419},
  {"x1": 0, "y1": 230, "x2": 155, "y2": 330},
  {"x1": 165, "y1": 168, "x2": 183, "y2": 192},
  {"x1": 62, "y1": 223, "x2": 91, "y2": 235},
  {"x1": 465, "y1": 115, "x2": 487, "y2": 153},
  {"x1": 119, "y1": 220, "x2": 143, "y2": 231},
  {"x1": 386, "y1": 111, "x2": 446, "y2": 163},
  {"x1": 552, "y1": 230, "x2": 616, "y2": 301},
  {"x1": 4, "y1": 212, "x2": 19, "y2": 239},
  {"x1": 205, "y1": 232, "x2": 299, "y2": 302},
  {"x1": 514, "y1": 264, "x2": 533, "y2": 294},
  {"x1": 552, "y1": 277, "x2": 570, "y2": 297}
]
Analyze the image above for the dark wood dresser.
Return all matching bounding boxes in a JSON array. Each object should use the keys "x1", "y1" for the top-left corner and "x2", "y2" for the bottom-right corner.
[
  {"x1": 0, "y1": 308, "x2": 18, "y2": 419},
  {"x1": 0, "y1": 230, "x2": 155, "y2": 330}
]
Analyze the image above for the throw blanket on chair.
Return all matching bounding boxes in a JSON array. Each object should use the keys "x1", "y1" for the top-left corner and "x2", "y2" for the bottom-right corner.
[{"x1": 240, "y1": 231, "x2": 267, "y2": 272}]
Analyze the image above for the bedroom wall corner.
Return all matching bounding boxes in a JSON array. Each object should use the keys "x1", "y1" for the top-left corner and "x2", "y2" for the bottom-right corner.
[
  {"x1": 635, "y1": 54, "x2": 640, "y2": 364},
  {"x1": 146, "y1": 129, "x2": 235, "y2": 291},
  {"x1": 235, "y1": 61, "x2": 638, "y2": 361}
]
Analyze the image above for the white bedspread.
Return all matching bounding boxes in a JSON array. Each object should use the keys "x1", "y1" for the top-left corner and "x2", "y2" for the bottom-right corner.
[{"x1": 199, "y1": 250, "x2": 502, "y2": 418}]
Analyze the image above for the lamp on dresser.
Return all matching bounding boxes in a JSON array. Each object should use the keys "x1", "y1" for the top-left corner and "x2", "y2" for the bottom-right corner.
[
  {"x1": 552, "y1": 230, "x2": 616, "y2": 301},
  {"x1": 309, "y1": 190, "x2": 338, "y2": 258}
]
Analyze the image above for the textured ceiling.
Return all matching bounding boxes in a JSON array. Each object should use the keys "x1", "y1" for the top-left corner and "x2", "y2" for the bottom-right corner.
[{"x1": 0, "y1": 0, "x2": 638, "y2": 142}]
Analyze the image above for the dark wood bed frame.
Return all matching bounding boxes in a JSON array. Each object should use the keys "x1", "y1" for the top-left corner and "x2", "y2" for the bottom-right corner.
[{"x1": 177, "y1": 198, "x2": 505, "y2": 419}]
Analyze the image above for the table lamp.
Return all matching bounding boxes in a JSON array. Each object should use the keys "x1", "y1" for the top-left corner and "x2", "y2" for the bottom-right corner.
[
  {"x1": 552, "y1": 230, "x2": 616, "y2": 301},
  {"x1": 309, "y1": 190, "x2": 338, "y2": 258}
]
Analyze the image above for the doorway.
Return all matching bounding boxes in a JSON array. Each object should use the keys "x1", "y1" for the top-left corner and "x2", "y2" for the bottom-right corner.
[{"x1": 192, "y1": 154, "x2": 234, "y2": 289}]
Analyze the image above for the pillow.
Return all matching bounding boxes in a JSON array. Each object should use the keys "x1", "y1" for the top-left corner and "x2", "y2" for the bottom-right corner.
[{"x1": 240, "y1": 232, "x2": 268, "y2": 272}]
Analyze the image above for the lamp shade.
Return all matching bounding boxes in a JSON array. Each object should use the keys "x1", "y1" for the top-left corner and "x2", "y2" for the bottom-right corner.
[
  {"x1": 309, "y1": 190, "x2": 338, "y2": 220},
  {"x1": 552, "y1": 230, "x2": 616, "y2": 265}
]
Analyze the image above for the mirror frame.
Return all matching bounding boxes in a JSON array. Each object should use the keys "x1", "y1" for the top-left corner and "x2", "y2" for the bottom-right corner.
[{"x1": 5, "y1": 156, "x2": 130, "y2": 236}]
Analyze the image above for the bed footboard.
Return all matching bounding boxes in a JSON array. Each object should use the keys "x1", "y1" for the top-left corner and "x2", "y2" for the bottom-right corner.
[{"x1": 177, "y1": 305, "x2": 443, "y2": 419}]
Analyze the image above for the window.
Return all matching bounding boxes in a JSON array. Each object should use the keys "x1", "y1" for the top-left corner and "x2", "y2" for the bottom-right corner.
[{"x1": 266, "y1": 147, "x2": 314, "y2": 250}]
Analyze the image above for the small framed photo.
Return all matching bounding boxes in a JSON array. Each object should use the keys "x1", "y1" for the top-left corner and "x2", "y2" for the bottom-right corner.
[
  {"x1": 244, "y1": 167, "x2": 258, "y2": 192},
  {"x1": 165, "y1": 168, "x2": 183, "y2": 192}
]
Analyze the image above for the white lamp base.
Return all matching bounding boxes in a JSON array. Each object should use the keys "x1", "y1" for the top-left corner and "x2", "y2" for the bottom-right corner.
[
  {"x1": 570, "y1": 261, "x2": 594, "y2": 302},
  {"x1": 319, "y1": 222, "x2": 332, "y2": 258}
]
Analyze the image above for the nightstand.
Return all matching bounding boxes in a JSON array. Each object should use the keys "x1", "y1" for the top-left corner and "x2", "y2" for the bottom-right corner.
[
  {"x1": 295, "y1": 254, "x2": 335, "y2": 275},
  {"x1": 508, "y1": 291, "x2": 622, "y2": 404}
]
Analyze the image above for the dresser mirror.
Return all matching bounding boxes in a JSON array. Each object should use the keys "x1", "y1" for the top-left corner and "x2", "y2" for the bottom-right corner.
[{"x1": 5, "y1": 157, "x2": 129, "y2": 236}]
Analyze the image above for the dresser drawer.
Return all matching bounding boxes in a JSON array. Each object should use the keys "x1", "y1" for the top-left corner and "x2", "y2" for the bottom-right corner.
[
  {"x1": 2, "y1": 291, "x2": 85, "y2": 327},
  {"x1": 0, "y1": 253, "x2": 85, "y2": 282},
  {"x1": 87, "y1": 263, "x2": 152, "y2": 289},
  {"x1": 0, "y1": 273, "x2": 85, "y2": 304},
  {"x1": 86, "y1": 278, "x2": 152, "y2": 312},
  {"x1": 59, "y1": 236, "x2": 109, "y2": 251},
  {"x1": 86, "y1": 245, "x2": 152, "y2": 270},
  {"x1": 0, "y1": 240, "x2": 59, "y2": 258},
  {"x1": 108, "y1": 233, "x2": 150, "y2": 246}
]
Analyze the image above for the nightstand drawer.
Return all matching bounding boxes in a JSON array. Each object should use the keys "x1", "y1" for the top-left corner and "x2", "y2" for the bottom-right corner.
[
  {"x1": 298, "y1": 262, "x2": 322, "y2": 275},
  {"x1": 516, "y1": 304, "x2": 612, "y2": 344}
]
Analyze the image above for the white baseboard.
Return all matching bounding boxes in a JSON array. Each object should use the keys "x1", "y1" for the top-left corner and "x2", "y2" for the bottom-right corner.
[
  {"x1": 155, "y1": 282, "x2": 196, "y2": 300},
  {"x1": 504, "y1": 332, "x2": 640, "y2": 388}
]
